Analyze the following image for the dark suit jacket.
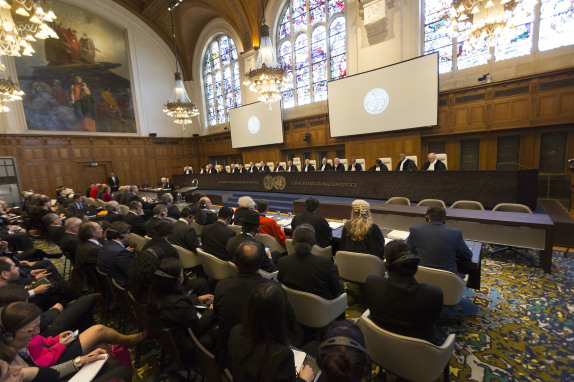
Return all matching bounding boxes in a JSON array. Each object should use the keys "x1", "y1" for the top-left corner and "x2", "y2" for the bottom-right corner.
[
  {"x1": 48, "y1": 225, "x2": 65, "y2": 245},
  {"x1": 236, "y1": 167, "x2": 247, "y2": 173},
  {"x1": 171, "y1": 220, "x2": 200, "y2": 252},
  {"x1": 406, "y1": 221, "x2": 473, "y2": 277},
  {"x1": 146, "y1": 217, "x2": 164, "y2": 236},
  {"x1": 195, "y1": 208, "x2": 218, "y2": 226},
  {"x1": 347, "y1": 163, "x2": 363, "y2": 171},
  {"x1": 285, "y1": 165, "x2": 298, "y2": 172},
  {"x1": 302, "y1": 164, "x2": 315, "y2": 172},
  {"x1": 278, "y1": 252, "x2": 343, "y2": 300},
  {"x1": 206, "y1": 168, "x2": 216, "y2": 174},
  {"x1": 108, "y1": 176, "x2": 120, "y2": 191},
  {"x1": 248, "y1": 166, "x2": 258, "y2": 173},
  {"x1": 184, "y1": 169, "x2": 193, "y2": 175},
  {"x1": 225, "y1": 233, "x2": 276, "y2": 273},
  {"x1": 217, "y1": 169, "x2": 227, "y2": 174},
  {"x1": 421, "y1": 159, "x2": 447, "y2": 171},
  {"x1": 59, "y1": 232, "x2": 80, "y2": 260},
  {"x1": 142, "y1": 237, "x2": 179, "y2": 259},
  {"x1": 166, "y1": 204, "x2": 180, "y2": 220},
  {"x1": 365, "y1": 274, "x2": 444, "y2": 345},
  {"x1": 158, "y1": 181, "x2": 170, "y2": 189},
  {"x1": 104, "y1": 212, "x2": 124, "y2": 223},
  {"x1": 123, "y1": 212, "x2": 148, "y2": 237},
  {"x1": 201, "y1": 221, "x2": 235, "y2": 260},
  {"x1": 333, "y1": 163, "x2": 345, "y2": 171},
  {"x1": 259, "y1": 165, "x2": 270, "y2": 172},
  {"x1": 66, "y1": 202, "x2": 88, "y2": 217},
  {"x1": 318, "y1": 163, "x2": 333, "y2": 171},
  {"x1": 395, "y1": 158, "x2": 418, "y2": 171},
  {"x1": 291, "y1": 210, "x2": 332, "y2": 248},
  {"x1": 72, "y1": 240, "x2": 101, "y2": 290},
  {"x1": 273, "y1": 165, "x2": 284, "y2": 172},
  {"x1": 97, "y1": 240, "x2": 134, "y2": 287},
  {"x1": 368, "y1": 164, "x2": 389, "y2": 171}
]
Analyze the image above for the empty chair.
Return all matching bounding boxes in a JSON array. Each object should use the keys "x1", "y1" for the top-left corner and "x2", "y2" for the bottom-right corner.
[
  {"x1": 386, "y1": 197, "x2": 411, "y2": 206},
  {"x1": 417, "y1": 199, "x2": 446, "y2": 208},
  {"x1": 413, "y1": 266, "x2": 467, "y2": 306},
  {"x1": 450, "y1": 200, "x2": 484, "y2": 210},
  {"x1": 281, "y1": 284, "x2": 347, "y2": 328},
  {"x1": 197, "y1": 248, "x2": 238, "y2": 281},
  {"x1": 360, "y1": 310, "x2": 455, "y2": 382},
  {"x1": 255, "y1": 233, "x2": 286, "y2": 253},
  {"x1": 492, "y1": 203, "x2": 532, "y2": 213},
  {"x1": 258, "y1": 269, "x2": 279, "y2": 280},
  {"x1": 173, "y1": 244, "x2": 201, "y2": 269},
  {"x1": 128, "y1": 233, "x2": 148, "y2": 253},
  {"x1": 379, "y1": 157, "x2": 393, "y2": 170}
]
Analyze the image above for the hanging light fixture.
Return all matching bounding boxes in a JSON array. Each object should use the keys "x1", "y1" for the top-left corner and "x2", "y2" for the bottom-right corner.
[
  {"x1": 162, "y1": 0, "x2": 199, "y2": 128},
  {"x1": 243, "y1": 0, "x2": 287, "y2": 108},
  {"x1": 0, "y1": 57, "x2": 24, "y2": 112}
]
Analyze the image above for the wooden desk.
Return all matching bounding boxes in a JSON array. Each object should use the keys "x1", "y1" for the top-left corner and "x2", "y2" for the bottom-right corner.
[{"x1": 138, "y1": 188, "x2": 171, "y2": 201}]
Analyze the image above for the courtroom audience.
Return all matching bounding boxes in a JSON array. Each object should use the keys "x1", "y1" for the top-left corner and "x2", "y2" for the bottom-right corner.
[
  {"x1": 227, "y1": 281, "x2": 314, "y2": 382},
  {"x1": 123, "y1": 201, "x2": 147, "y2": 237},
  {"x1": 340, "y1": 200, "x2": 385, "y2": 259},
  {"x1": 201, "y1": 206, "x2": 235, "y2": 260},
  {"x1": 277, "y1": 224, "x2": 343, "y2": 300},
  {"x1": 406, "y1": 206, "x2": 472, "y2": 277},
  {"x1": 59, "y1": 217, "x2": 82, "y2": 261},
  {"x1": 194, "y1": 196, "x2": 217, "y2": 225},
  {"x1": 160, "y1": 193, "x2": 180, "y2": 220},
  {"x1": 141, "y1": 220, "x2": 179, "y2": 259},
  {"x1": 291, "y1": 197, "x2": 332, "y2": 248},
  {"x1": 365, "y1": 239, "x2": 445, "y2": 345},
  {"x1": 170, "y1": 207, "x2": 200, "y2": 252},
  {"x1": 256, "y1": 199, "x2": 287, "y2": 246},
  {"x1": 233, "y1": 195, "x2": 255, "y2": 225},
  {"x1": 97, "y1": 221, "x2": 134, "y2": 287},
  {"x1": 146, "y1": 204, "x2": 167, "y2": 236},
  {"x1": 103, "y1": 200, "x2": 123, "y2": 223}
]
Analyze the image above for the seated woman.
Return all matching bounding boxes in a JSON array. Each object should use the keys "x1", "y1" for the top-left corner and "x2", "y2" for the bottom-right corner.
[
  {"x1": 315, "y1": 320, "x2": 372, "y2": 382},
  {"x1": 228, "y1": 281, "x2": 314, "y2": 382},
  {"x1": 0, "y1": 303, "x2": 132, "y2": 381},
  {"x1": 101, "y1": 186, "x2": 113, "y2": 202},
  {"x1": 340, "y1": 200, "x2": 385, "y2": 259},
  {"x1": 147, "y1": 258, "x2": 216, "y2": 353}
]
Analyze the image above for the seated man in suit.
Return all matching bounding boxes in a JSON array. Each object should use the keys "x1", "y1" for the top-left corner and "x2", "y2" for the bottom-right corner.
[
  {"x1": 104, "y1": 201, "x2": 123, "y2": 223},
  {"x1": 66, "y1": 193, "x2": 88, "y2": 217},
  {"x1": 146, "y1": 204, "x2": 167, "y2": 236},
  {"x1": 365, "y1": 239, "x2": 444, "y2": 345},
  {"x1": 216, "y1": 165, "x2": 227, "y2": 174},
  {"x1": 247, "y1": 161, "x2": 258, "y2": 173},
  {"x1": 406, "y1": 206, "x2": 472, "y2": 277},
  {"x1": 170, "y1": 206, "x2": 200, "y2": 252},
  {"x1": 273, "y1": 162, "x2": 284, "y2": 172},
  {"x1": 201, "y1": 206, "x2": 235, "y2": 260},
  {"x1": 71, "y1": 221, "x2": 103, "y2": 292},
  {"x1": 278, "y1": 224, "x2": 343, "y2": 300},
  {"x1": 194, "y1": 197, "x2": 218, "y2": 226},
  {"x1": 318, "y1": 157, "x2": 333, "y2": 171},
  {"x1": 236, "y1": 163, "x2": 246, "y2": 173},
  {"x1": 368, "y1": 159, "x2": 388, "y2": 171},
  {"x1": 259, "y1": 161, "x2": 270, "y2": 172},
  {"x1": 229, "y1": 163, "x2": 236, "y2": 173},
  {"x1": 183, "y1": 166, "x2": 193, "y2": 175},
  {"x1": 160, "y1": 193, "x2": 180, "y2": 220},
  {"x1": 333, "y1": 158, "x2": 345, "y2": 171},
  {"x1": 141, "y1": 220, "x2": 179, "y2": 259},
  {"x1": 395, "y1": 153, "x2": 418, "y2": 171},
  {"x1": 225, "y1": 210, "x2": 277, "y2": 273},
  {"x1": 43, "y1": 213, "x2": 65, "y2": 245},
  {"x1": 123, "y1": 201, "x2": 147, "y2": 237},
  {"x1": 291, "y1": 197, "x2": 332, "y2": 248},
  {"x1": 303, "y1": 159, "x2": 315, "y2": 172},
  {"x1": 59, "y1": 217, "x2": 82, "y2": 260},
  {"x1": 421, "y1": 153, "x2": 447, "y2": 171},
  {"x1": 97, "y1": 221, "x2": 134, "y2": 287},
  {"x1": 285, "y1": 160, "x2": 298, "y2": 172},
  {"x1": 348, "y1": 158, "x2": 362, "y2": 171},
  {"x1": 158, "y1": 177, "x2": 170, "y2": 189}
]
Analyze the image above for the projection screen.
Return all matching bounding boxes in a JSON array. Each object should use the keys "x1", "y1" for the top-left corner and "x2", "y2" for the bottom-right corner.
[
  {"x1": 328, "y1": 53, "x2": 438, "y2": 138},
  {"x1": 229, "y1": 102, "x2": 284, "y2": 149}
]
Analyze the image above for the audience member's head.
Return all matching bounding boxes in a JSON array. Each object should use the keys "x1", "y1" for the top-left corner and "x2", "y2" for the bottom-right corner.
[
  {"x1": 153, "y1": 204, "x2": 167, "y2": 217},
  {"x1": 0, "y1": 302, "x2": 41, "y2": 349},
  {"x1": 235, "y1": 241, "x2": 263, "y2": 273},
  {"x1": 198, "y1": 197, "x2": 212, "y2": 209},
  {"x1": 317, "y1": 320, "x2": 371, "y2": 382},
  {"x1": 384, "y1": 239, "x2": 419, "y2": 276},
  {"x1": 425, "y1": 206, "x2": 446, "y2": 224},
  {"x1": 161, "y1": 193, "x2": 173, "y2": 205},
  {"x1": 42, "y1": 213, "x2": 61, "y2": 227},
  {"x1": 256, "y1": 199, "x2": 269, "y2": 214},
  {"x1": 218, "y1": 206, "x2": 234, "y2": 222},
  {"x1": 241, "y1": 210, "x2": 262, "y2": 235},
  {"x1": 293, "y1": 224, "x2": 316, "y2": 256},
  {"x1": 105, "y1": 200, "x2": 119, "y2": 213},
  {"x1": 238, "y1": 196, "x2": 255, "y2": 209},
  {"x1": 106, "y1": 221, "x2": 131, "y2": 242},
  {"x1": 64, "y1": 217, "x2": 82, "y2": 233},
  {"x1": 153, "y1": 220, "x2": 173, "y2": 239},
  {"x1": 129, "y1": 201, "x2": 142, "y2": 213},
  {"x1": 179, "y1": 207, "x2": 195, "y2": 221},
  {"x1": 345, "y1": 199, "x2": 372, "y2": 241},
  {"x1": 0, "y1": 257, "x2": 17, "y2": 284},
  {"x1": 72, "y1": 193, "x2": 83, "y2": 203},
  {"x1": 78, "y1": 221, "x2": 102, "y2": 241},
  {"x1": 305, "y1": 197, "x2": 320, "y2": 213}
]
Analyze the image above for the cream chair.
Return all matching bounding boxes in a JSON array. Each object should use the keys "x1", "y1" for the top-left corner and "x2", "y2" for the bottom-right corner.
[
  {"x1": 229, "y1": 224, "x2": 242, "y2": 235},
  {"x1": 309, "y1": 159, "x2": 317, "y2": 169},
  {"x1": 435, "y1": 153, "x2": 448, "y2": 169},
  {"x1": 190, "y1": 221, "x2": 203, "y2": 237},
  {"x1": 293, "y1": 157, "x2": 302, "y2": 172},
  {"x1": 340, "y1": 159, "x2": 348, "y2": 170},
  {"x1": 406, "y1": 155, "x2": 418, "y2": 168},
  {"x1": 127, "y1": 233, "x2": 148, "y2": 253},
  {"x1": 225, "y1": 165, "x2": 230, "y2": 173},
  {"x1": 165, "y1": 217, "x2": 177, "y2": 224},
  {"x1": 286, "y1": 238, "x2": 295, "y2": 255},
  {"x1": 417, "y1": 199, "x2": 446, "y2": 208},
  {"x1": 335, "y1": 250, "x2": 385, "y2": 305},
  {"x1": 255, "y1": 233, "x2": 286, "y2": 253},
  {"x1": 355, "y1": 158, "x2": 366, "y2": 169},
  {"x1": 173, "y1": 244, "x2": 201, "y2": 269},
  {"x1": 360, "y1": 310, "x2": 455, "y2": 382},
  {"x1": 281, "y1": 284, "x2": 347, "y2": 328},
  {"x1": 386, "y1": 197, "x2": 411, "y2": 206},
  {"x1": 245, "y1": 163, "x2": 251, "y2": 170},
  {"x1": 327, "y1": 159, "x2": 333, "y2": 165},
  {"x1": 267, "y1": 161, "x2": 274, "y2": 171},
  {"x1": 285, "y1": 238, "x2": 331, "y2": 259},
  {"x1": 492, "y1": 203, "x2": 532, "y2": 213},
  {"x1": 279, "y1": 161, "x2": 287, "y2": 170},
  {"x1": 197, "y1": 248, "x2": 238, "y2": 280},
  {"x1": 413, "y1": 266, "x2": 467, "y2": 306},
  {"x1": 119, "y1": 205, "x2": 129, "y2": 215},
  {"x1": 258, "y1": 269, "x2": 279, "y2": 280},
  {"x1": 379, "y1": 157, "x2": 393, "y2": 170},
  {"x1": 450, "y1": 200, "x2": 484, "y2": 210}
]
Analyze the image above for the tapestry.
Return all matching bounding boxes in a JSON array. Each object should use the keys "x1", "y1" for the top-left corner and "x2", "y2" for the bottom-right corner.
[{"x1": 14, "y1": 1, "x2": 136, "y2": 133}]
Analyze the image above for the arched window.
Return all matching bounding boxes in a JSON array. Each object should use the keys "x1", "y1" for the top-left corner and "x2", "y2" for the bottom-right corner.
[
  {"x1": 203, "y1": 35, "x2": 241, "y2": 126},
  {"x1": 278, "y1": 0, "x2": 346, "y2": 109},
  {"x1": 424, "y1": 0, "x2": 574, "y2": 73}
]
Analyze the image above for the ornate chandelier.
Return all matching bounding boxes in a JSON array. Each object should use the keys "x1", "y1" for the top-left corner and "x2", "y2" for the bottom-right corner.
[
  {"x1": 450, "y1": 0, "x2": 512, "y2": 48},
  {"x1": 163, "y1": 0, "x2": 199, "y2": 127},
  {"x1": 0, "y1": 0, "x2": 58, "y2": 57},
  {"x1": 243, "y1": 0, "x2": 287, "y2": 108},
  {"x1": 0, "y1": 58, "x2": 24, "y2": 112}
]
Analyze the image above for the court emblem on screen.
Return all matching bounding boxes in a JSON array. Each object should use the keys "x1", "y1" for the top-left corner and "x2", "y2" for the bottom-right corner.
[
  {"x1": 248, "y1": 116, "x2": 260, "y2": 134},
  {"x1": 364, "y1": 88, "x2": 389, "y2": 115},
  {"x1": 263, "y1": 175, "x2": 286, "y2": 191}
]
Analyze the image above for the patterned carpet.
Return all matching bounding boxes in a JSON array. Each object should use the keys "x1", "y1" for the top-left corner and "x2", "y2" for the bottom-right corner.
[{"x1": 48, "y1": 246, "x2": 574, "y2": 381}]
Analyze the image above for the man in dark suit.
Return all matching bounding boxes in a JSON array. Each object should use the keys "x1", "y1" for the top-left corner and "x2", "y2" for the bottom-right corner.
[
  {"x1": 333, "y1": 158, "x2": 345, "y2": 171},
  {"x1": 195, "y1": 197, "x2": 218, "y2": 226},
  {"x1": 103, "y1": 201, "x2": 124, "y2": 223},
  {"x1": 160, "y1": 193, "x2": 180, "y2": 220},
  {"x1": 247, "y1": 162, "x2": 258, "y2": 173},
  {"x1": 71, "y1": 221, "x2": 103, "y2": 291},
  {"x1": 302, "y1": 159, "x2": 315, "y2": 172},
  {"x1": 183, "y1": 166, "x2": 193, "y2": 175},
  {"x1": 201, "y1": 207, "x2": 235, "y2": 260},
  {"x1": 229, "y1": 164, "x2": 236, "y2": 173},
  {"x1": 44, "y1": 213, "x2": 65, "y2": 245},
  {"x1": 158, "y1": 177, "x2": 170, "y2": 188},
  {"x1": 216, "y1": 165, "x2": 227, "y2": 174},
  {"x1": 368, "y1": 159, "x2": 388, "y2": 171},
  {"x1": 146, "y1": 204, "x2": 167, "y2": 236},
  {"x1": 259, "y1": 161, "x2": 271, "y2": 172},
  {"x1": 123, "y1": 201, "x2": 147, "y2": 236},
  {"x1": 318, "y1": 158, "x2": 333, "y2": 171},
  {"x1": 273, "y1": 162, "x2": 284, "y2": 172},
  {"x1": 66, "y1": 193, "x2": 88, "y2": 217},
  {"x1": 59, "y1": 217, "x2": 82, "y2": 260},
  {"x1": 236, "y1": 164, "x2": 246, "y2": 173},
  {"x1": 395, "y1": 153, "x2": 418, "y2": 171},
  {"x1": 97, "y1": 221, "x2": 133, "y2": 287},
  {"x1": 365, "y1": 239, "x2": 444, "y2": 345},
  {"x1": 170, "y1": 207, "x2": 200, "y2": 252},
  {"x1": 291, "y1": 197, "x2": 332, "y2": 248},
  {"x1": 108, "y1": 172, "x2": 120, "y2": 192},
  {"x1": 406, "y1": 206, "x2": 472, "y2": 277},
  {"x1": 420, "y1": 153, "x2": 447, "y2": 171},
  {"x1": 347, "y1": 158, "x2": 363, "y2": 171},
  {"x1": 277, "y1": 224, "x2": 343, "y2": 300},
  {"x1": 285, "y1": 160, "x2": 298, "y2": 172},
  {"x1": 141, "y1": 220, "x2": 179, "y2": 259}
]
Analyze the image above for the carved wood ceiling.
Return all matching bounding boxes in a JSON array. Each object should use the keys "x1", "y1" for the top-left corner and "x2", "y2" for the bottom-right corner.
[{"x1": 113, "y1": 0, "x2": 265, "y2": 81}]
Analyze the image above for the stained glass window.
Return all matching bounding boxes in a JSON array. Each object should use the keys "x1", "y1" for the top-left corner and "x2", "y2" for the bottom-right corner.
[
  {"x1": 203, "y1": 35, "x2": 241, "y2": 126},
  {"x1": 423, "y1": 0, "x2": 452, "y2": 73},
  {"x1": 538, "y1": 0, "x2": 574, "y2": 51},
  {"x1": 495, "y1": 0, "x2": 536, "y2": 61},
  {"x1": 277, "y1": 0, "x2": 345, "y2": 109}
]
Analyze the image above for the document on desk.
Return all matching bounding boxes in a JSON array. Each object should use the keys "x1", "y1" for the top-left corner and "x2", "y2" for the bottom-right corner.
[
  {"x1": 69, "y1": 354, "x2": 109, "y2": 382},
  {"x1": 386, "y1": 230, "x2": 410, "y2": 240},
  {"x1": 328, "y1": 221, "x2": 344, "y2": 230},
  {"x1": 276, "y1": 218, "x2": 292, "y2": 226}
]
